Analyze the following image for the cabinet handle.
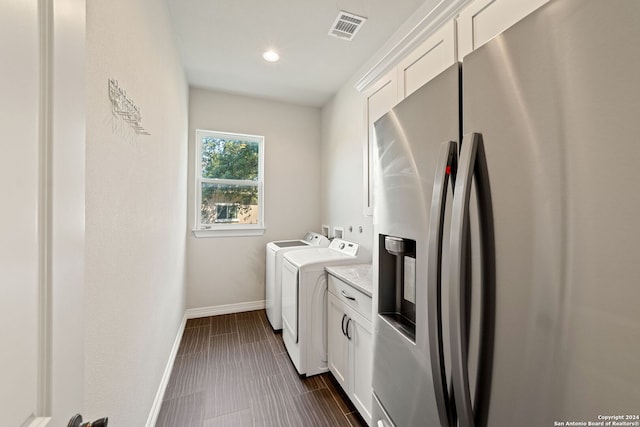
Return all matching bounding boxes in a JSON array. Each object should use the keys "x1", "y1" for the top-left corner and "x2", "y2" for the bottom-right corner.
[
  {"x1": 341, "y1": 313, "x2": 347, "y2": 336},
  {"x1": 341, "y1": 290, "x2": 356, "y2": 301},
  {"x1": 346, "y1": 318, "x2": 352, "y2": 340}
]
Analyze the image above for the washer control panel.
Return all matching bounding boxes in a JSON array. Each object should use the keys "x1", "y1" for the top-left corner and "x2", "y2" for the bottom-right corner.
[
  {"x1": 304, "y1": 232, "x2": 330, "y2": 246},
  {"x1": 328, "y1": 238, "x2": 359, "y2": 257}
]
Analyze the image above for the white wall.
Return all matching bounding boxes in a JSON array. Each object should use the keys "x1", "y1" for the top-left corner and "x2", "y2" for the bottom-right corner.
[
  {"x1": 85, "y1": 0, "x2": 188, "y2": 424},
  {"x1": 187, "y1": 88, "x2": 322, "y2": 309},
  {"x1": 320, "y1": 79, "x2": 374, "y2": 261}
]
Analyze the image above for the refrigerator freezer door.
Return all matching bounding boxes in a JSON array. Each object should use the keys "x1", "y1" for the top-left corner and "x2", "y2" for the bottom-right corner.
[
  {"x1": 372, "y1": 63, "x2": 460, "y2": 427},
  {"x1": 463, "y1": 0, "x2": 640, "y2": 424}
]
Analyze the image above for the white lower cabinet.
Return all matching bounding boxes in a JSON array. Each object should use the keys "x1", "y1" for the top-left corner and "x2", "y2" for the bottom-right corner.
[
  {"x1": 327, "y1": 281, "x2": 373, "y2": 425},
  {"x1": 350, "y1": 309, "x2": 373, "y2": 422},
  {"x1": 328, "y1": 293, "x2": 350, "y2": 390}
]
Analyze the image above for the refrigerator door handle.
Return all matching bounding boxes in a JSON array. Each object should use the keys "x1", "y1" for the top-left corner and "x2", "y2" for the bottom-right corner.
[
  {"x1": 449, "y1": 133, "x2": 496, "y2": 427},
  {"x1": 427, "y1": 140, "x2": 458, "y2": 427}
]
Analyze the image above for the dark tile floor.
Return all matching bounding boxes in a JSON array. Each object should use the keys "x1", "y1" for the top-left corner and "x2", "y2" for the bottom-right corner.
[{"x1": 156, "y1": 310, "x2": 368, "y2": 427}]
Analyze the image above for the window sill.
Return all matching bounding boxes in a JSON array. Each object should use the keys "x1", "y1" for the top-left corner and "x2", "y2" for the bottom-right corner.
[{"x1": 192, "y1": 227, "x2": 266, "y2": 238}]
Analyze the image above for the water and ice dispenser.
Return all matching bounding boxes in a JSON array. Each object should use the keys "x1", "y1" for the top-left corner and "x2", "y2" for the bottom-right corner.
[{"x1": 378, "y1": 234, "x2": 417, "y2": 342}]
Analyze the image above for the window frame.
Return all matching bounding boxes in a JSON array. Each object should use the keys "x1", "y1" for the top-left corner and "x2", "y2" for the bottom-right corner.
[{"x1": 193, "y1": 129, "x2": 265, "y2": 237}]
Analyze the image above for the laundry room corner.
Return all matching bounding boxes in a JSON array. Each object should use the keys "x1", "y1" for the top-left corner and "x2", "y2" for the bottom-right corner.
[{"x1": 186, "y1": 89, "x2": 323, "y2": 311}]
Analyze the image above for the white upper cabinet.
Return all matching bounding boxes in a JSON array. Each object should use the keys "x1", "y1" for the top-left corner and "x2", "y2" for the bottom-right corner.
[
  {"x1": 362, "y1": 20, "x2": 458, "y2": 214},
  {"x1": 398, "y1": 20, "x2": 457, "y2": 99},
  {"x1": 364, "y1": 68, "x2": 399, "y2": 124},
  {"x1": 457, "y1": 0, "x2": 551, "y2": 60},
  {"x1": 359, "y1": 0, "x2": 551, "y2": 215},
  {"x1": 362, "y1": 69, "x2": 399, "y2": 215}
]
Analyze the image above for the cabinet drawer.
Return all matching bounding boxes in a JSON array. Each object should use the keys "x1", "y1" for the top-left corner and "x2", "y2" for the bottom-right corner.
[{"x1": 328, "y1": 275, "x2": 372, "y2": 322}]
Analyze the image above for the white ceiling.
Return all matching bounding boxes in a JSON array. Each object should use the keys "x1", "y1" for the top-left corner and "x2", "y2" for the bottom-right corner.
[{"x1": 167, "y1": 0, "x2": 432, "y2": 107}]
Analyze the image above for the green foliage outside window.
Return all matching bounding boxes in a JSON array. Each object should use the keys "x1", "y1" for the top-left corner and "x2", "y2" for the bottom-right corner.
[
  {"x1": 200, "y1": 136, "x2": 260, "y2": 224},
  {"x1": 201, "y1": 137, "x2": 259, "y2": 182}
]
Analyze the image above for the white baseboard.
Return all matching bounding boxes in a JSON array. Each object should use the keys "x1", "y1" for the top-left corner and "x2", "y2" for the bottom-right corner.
[
  {"x1": 27, "y1": 417, "x2": 51, "y2": 427},
  {"x1": 185, "y1": 300, "x2": 265, "y2": 319},
  {"x1": 145, "y1": 314, "x2": 187, "y2": 427}
]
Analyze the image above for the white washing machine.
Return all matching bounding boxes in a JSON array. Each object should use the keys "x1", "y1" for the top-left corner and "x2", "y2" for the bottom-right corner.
[
  {"x1": 281, "y1": 238, "x2": 360, "y2": 376},
  {"x1": 265, "y1": 232, "x2": 330, "y2": 331}
]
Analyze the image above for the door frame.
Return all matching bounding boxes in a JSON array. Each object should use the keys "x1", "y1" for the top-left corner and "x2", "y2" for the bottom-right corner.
[{"x1": 33, "y1": 0, "x2": 86, "y2": 425}]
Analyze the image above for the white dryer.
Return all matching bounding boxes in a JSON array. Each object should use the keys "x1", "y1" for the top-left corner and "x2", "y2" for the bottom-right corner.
[
  {"x1": 265, "y1": 232, "x2": 329, "y2": 331},
  {"x1": 281, "y1": 238, "x2": 360, "y2": 376}
]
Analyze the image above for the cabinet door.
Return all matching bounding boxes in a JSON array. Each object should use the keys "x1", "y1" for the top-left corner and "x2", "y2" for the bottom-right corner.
[
  {"x1": 327, "y1": 294, "x2": 350, "y2": 392},
  {"x1": 349, "y1": 310, "x2": 373, "y2": 424},
  {"x1": 398, "y1": 20, "x2": 457, "y2": 98},
  {"x1": 457, "y1": 0, "x2": 550, "y2": 60},
  {"x1": 365, "y1": 68, "x2": 399, "y2": 126},
  {"x1": 363, "y1": 69, "x2": 399, "y2": 215}
]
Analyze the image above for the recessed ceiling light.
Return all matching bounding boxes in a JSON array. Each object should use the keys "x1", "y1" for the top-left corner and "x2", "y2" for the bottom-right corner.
[{"x1": 262, "y1": 50, "x2": 280, "y2": 63}]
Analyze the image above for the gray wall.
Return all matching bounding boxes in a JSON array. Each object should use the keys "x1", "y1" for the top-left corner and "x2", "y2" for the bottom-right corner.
[
  {"x1": 85, "y1": 0, "x2": 189, "y2": 424},
  {"x1": 187, "y1": 88, "x2": 322, "y2": 309}
]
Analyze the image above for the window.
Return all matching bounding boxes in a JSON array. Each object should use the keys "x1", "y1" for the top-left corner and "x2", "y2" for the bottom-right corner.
[
  {"x1": 214, "y1": 203, "x2": 239, "y2": 223},
  {"x1": 195, "y1": 130, "x2": 264, "y2": 236}
]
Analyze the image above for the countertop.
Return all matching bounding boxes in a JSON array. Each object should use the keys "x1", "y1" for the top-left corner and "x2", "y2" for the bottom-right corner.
[{"x1": 326, "y1": 263, "x2": 373, "y2": 297}]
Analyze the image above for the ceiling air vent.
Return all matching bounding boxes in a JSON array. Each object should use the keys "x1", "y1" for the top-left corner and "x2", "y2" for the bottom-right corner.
[{"x1": 328, "y1": 11, "x2": 367, "y2": 41}]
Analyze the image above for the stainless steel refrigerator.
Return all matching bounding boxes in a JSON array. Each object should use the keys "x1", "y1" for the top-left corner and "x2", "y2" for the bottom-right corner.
[{"x1": 371, "y1": 1, "x2": 640, "y2": 426}]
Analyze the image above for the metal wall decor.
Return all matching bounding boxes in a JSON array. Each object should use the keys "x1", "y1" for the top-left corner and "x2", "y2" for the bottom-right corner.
[{"x1": 108, "y1": 79, "x2": 150, "y2": 135}]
